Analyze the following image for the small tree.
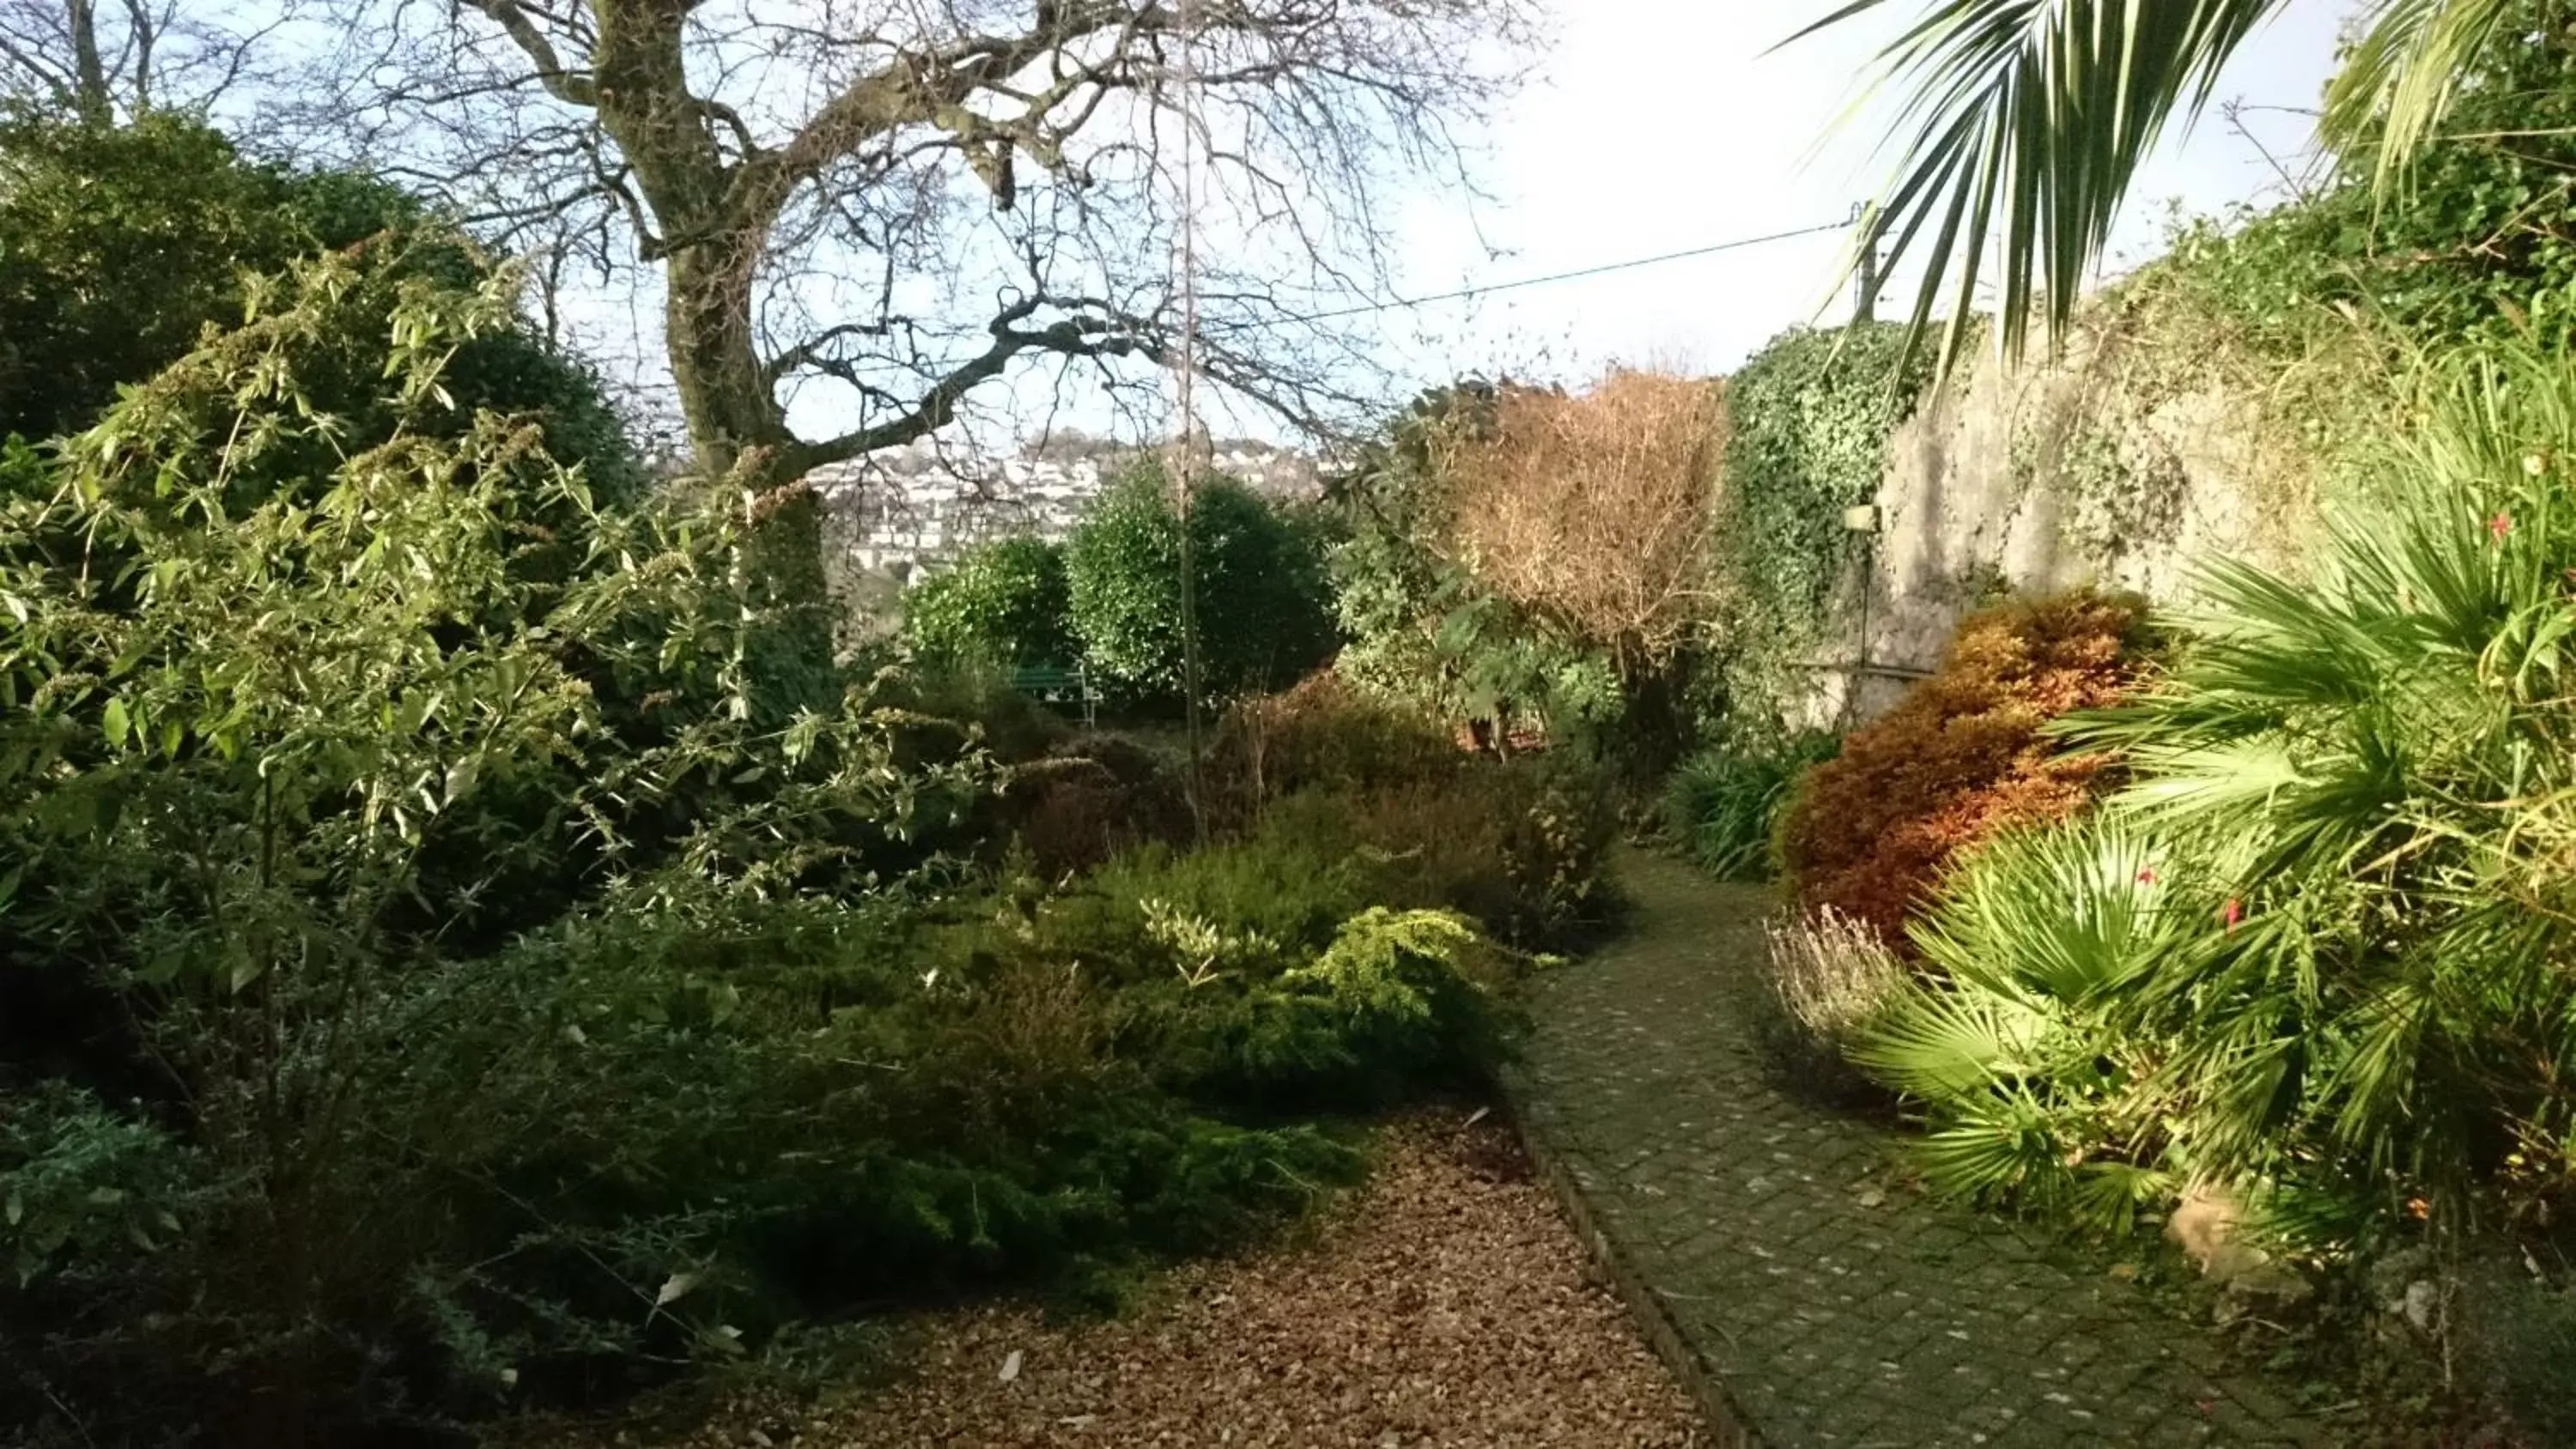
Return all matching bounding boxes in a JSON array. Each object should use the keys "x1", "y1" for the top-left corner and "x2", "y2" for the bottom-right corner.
[
  {"x1": 904, "y1": 536, "x2": 1074, "y2": 669},
  {"x1": 1435, "y1": 370, "x2": 1726, "y2": 767},
  {"x1": 1066, "y1": 468, "x2": 1334, "y2": 708}
]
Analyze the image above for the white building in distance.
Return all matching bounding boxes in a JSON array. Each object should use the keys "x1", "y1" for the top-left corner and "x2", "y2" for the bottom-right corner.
[{"x1": 815, "y1": 433, "x2": 1322, "y2": 585}]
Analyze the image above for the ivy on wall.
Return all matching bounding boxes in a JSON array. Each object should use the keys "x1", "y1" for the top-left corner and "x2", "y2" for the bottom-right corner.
[{"x1": 1715, "y1": 323, "x2": 1936, "y2": 729}]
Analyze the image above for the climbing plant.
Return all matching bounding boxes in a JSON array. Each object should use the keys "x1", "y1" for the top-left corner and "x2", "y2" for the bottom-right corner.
[{"x1": 1715, "y1": 324, "x2": 1936, "y2": 728}]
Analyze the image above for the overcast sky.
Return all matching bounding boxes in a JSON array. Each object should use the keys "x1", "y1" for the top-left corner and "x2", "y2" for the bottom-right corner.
[{"x1": 1362, "y1": 0, "x2": 2353, "y2": 391}]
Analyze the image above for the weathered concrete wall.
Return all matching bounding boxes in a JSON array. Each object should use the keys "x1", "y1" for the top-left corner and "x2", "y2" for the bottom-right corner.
[{"x1": 1795, "y1": 330, "x2": 2315, "y2": 726}]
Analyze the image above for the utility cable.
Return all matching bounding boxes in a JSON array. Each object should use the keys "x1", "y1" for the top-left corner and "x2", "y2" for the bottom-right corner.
[{"x1": 1206, "y1": 219, "x2": 1856, "y2": 331}]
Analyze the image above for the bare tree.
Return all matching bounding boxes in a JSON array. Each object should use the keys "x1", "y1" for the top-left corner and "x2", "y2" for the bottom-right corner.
[
  {"x1": 309, "y1": 0, "x2": 1531, "y2": 612},
  {"x1": 0, "y1": 0, "x2": 301, "y2": 125},
  {"x1": 1438, "y1": 369, "x2": 1727, "y2": 765}
]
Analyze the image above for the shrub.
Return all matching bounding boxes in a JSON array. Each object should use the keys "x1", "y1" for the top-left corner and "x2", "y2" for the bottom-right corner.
[
  {"x1": 1064, "y1": 466, "x2": 1337, "y2": 708},
  {"x1": 1850, "y1": 815, "x2": 2211, "y2": 1233},
  {"x1": 1005, "y1": 733, "x2": 1197, "y2": 877},
  {"x1": 1777, "y1": 589, "x2": 2148, "y2": 943},
  {"x1": 1435, "y1": 370, "x2": 1726, "y2": 767},
  {"x1": 0, "y1": 258, "x2": 1001, "y2": 1438},
  {"x1": 1665, "y1": 732, "x2": 1838, "y2": 881},
  {"x1": 1206, "y1": 672, "x2": 1462, "y2": 818},
  {"x1": 1334, "y1": 755, "x2": 1618, "y2": 950},
  {"x1": 1755, "y1": 907, "x2": 1906, "y2": 1104},
  {"x1": 0, "y1": 112, "x2": 642, "y2": 498},
  {"x1": 903, "y1": 536, "x2": 1075, "y2": 669},
  {"x1": 2050, "y1": 336, "x2": 2576, "y2": 1231}
]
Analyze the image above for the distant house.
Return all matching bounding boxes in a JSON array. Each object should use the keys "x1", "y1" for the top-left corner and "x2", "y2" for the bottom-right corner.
[{"x1": 814, "y1": 433, "x2": 1321, "y2": 585}]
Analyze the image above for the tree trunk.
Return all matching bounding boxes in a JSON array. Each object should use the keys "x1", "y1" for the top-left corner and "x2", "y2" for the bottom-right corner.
[
  {"x1": 665, "y1": 244, "x2": 788, "y2": 483},
  {"x1": 66, "y1": 0, "x2": 112, "y2": 124},
  {"x1": 739, "y1": 481, "x2": 838, "y2": 712}
]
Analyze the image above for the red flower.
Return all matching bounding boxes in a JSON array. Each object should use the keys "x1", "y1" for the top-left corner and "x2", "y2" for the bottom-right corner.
[
  {"x1": 2223, "y1": 898, "x2": 2245, "y2": 932},
  {"x1": 2490, "y1": 511, "x2": 2514, "y2": 543},
  {"x1": 2136, "y1": 867, "x2": 2158, "y2": 886}
]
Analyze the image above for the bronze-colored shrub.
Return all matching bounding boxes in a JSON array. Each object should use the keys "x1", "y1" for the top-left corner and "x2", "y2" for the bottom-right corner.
[
  {"x1": 1336, "y1": 758, "x2": 1617, "y2": 949},
  {"x1": 1438, "y1": 370, "x2": 1727, "y2": 678},
  {"x1": 1777, "y1": 590, "x2": 2148, "y2": 944},
  {"x1": 1007, "y1": 735, "x2": 1196, "y2": 877},
  {"x1": 1206, "y1": 671, "x2": 1462, "y2": 816}
]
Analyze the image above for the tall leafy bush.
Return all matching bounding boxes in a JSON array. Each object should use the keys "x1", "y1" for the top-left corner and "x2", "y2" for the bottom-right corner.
[
  {"x1": 0, "y1": 113, "x2": 641, "y2": 497},
  {"x1": 1065, "y1": 467, "x2": 1336, "y2": 708},
  {"x1": 904, "y1": 535, "x2": 1075, "y2": 667}
]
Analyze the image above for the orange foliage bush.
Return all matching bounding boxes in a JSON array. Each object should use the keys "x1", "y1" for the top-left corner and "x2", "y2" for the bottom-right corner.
[{"x1": 1778, "y1": 590, "x2": 2149, "y2": 944}]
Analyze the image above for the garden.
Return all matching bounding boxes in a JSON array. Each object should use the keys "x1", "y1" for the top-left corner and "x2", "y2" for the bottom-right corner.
[{"x1": 11, "y1": 3, "x2": 2576, "y2": 1446}]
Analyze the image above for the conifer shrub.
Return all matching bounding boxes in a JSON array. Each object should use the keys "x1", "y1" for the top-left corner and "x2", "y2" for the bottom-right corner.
[{"x1": 1777, "y1": 589, "x2": 2149, "y2": 943}]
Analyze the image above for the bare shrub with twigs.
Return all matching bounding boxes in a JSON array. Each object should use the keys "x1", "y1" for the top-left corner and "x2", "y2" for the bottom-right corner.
[{"x1": 1437, "y1": 371, "x2": 1727, "y2": 684}]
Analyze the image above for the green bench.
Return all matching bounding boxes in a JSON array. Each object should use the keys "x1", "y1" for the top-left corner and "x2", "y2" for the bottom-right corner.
[{"x1": 1007, "y1": 664, "x2": 1098, "y2": 727}]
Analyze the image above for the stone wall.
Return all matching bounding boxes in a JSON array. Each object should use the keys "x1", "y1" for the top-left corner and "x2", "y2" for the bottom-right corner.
[{"x1": 1795, "y1": 329, "x2": 2319, "y2": 726}]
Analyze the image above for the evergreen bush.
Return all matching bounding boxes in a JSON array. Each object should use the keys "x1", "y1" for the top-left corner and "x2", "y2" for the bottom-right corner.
[
  {"x1": 1777, "y1": 589, "x2": 2148, "y2": 943},
  {"x1": 1064, "y1": 467, "x2": 1337, "y2": 708}
]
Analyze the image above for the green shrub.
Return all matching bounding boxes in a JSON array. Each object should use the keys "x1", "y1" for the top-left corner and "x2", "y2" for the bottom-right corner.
[
  {"x1": 0, "y1": 112, "x2": 642, "y2": 499},
  {"x1": 1665, "y1": 732, "x2": 1838, "y2": 881},
  {"x1": 1066, "y1": 466, "x2": 1337, "y2": 708},
  {"x1": 903, "y1": 536, "x2": 1075, "y2": 668},
  {"x1": 1852, "y1": 815, "x2": 2213, "y2": 1232}
]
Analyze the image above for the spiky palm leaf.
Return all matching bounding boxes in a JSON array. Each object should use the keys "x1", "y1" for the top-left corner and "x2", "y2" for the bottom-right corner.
[
  {"x1": 1796, "y1": 0, "x2": 2531, "y2": 371},
  {"x1": 2061, "y1": 336, "x2": 2576, "y2": 1222}
]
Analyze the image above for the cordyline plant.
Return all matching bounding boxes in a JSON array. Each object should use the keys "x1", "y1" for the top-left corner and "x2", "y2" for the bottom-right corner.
[{"x1": 1797, "y1": 0, "x2": 2540, "y2": 371}]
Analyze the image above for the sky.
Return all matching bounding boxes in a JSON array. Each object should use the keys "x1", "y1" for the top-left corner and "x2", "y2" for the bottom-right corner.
[
  {"x1": 1363, "y1": 0, "x2": 2355, "y2": 391},
  {"x1": 507, "y1": 0, "x2": 2362, "y2": 450}
]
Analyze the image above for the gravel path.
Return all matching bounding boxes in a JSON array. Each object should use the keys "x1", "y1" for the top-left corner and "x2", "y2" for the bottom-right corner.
[{"x1": 550, "y1": 1111, "x2": 1704, "y2": 1449}]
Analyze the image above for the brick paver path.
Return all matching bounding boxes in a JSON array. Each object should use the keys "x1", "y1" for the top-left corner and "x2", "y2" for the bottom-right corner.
[{"x1": 1507, "y1": 851, "x2": 2341, "y2": 1448}]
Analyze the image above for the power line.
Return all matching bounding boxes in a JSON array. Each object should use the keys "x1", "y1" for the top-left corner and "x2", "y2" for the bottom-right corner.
[{"x1": 1222, "y1": 218, "x2": 1855, "y2": 330}]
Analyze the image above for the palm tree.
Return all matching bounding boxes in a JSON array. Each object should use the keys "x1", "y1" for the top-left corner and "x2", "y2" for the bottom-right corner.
[{"x1": 1799, "y1": 0, "x2": 2534, "y2": 367}]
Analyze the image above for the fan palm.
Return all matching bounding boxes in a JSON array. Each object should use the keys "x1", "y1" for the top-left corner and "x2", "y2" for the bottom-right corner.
[
  {"x1": 2060, "y1": 334, "x2": 2576, "y2": 1225},
  {"x1": 1797, "y1": 0, "x2": 2533, "y2": 368}
]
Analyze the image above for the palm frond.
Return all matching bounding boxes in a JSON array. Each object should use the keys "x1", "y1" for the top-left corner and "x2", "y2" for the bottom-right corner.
[
  {"x1": 1851, "y1": 979, "x2": 2058, "y2": 1097},
  {"x1": 2324, "y1": 0, "x2": 2530, "y2": 191},
  {"x1": 1791, "y1": 0, "x2": 2287, "y2": 371}
]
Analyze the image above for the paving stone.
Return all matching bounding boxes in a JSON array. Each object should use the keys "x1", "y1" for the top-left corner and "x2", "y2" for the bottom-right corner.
[{"x1": 1504, "y1": 852, "x2": 2342, "y2": 1449}]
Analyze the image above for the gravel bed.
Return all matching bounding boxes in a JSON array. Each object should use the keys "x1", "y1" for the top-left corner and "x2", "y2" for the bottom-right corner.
[{"x1": 554, "y1": 1108, "x2": 1703, "y2": 1449}]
